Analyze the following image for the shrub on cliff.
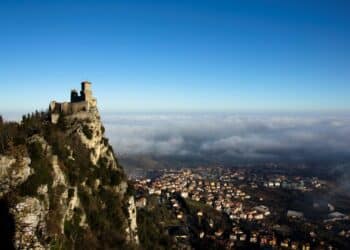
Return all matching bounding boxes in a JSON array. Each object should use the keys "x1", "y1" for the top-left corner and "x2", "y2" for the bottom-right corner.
[
  {"x1": 18, "y1": 141, "x2": 53, "y2": 196},
  {"x1": 82, "y1": 125, "x2": 93, "y2": 140}
]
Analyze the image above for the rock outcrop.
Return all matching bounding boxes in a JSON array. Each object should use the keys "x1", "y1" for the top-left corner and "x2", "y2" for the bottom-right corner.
[
  {"x1": 11, "y1": 197, "x2": 48, "y2": 250},
  {"x1": 0, "y1": 156, "x2": 32, "y2": 197},
  {"x1": 0, "y1": 83, "x2": 138, "y2": 249}
]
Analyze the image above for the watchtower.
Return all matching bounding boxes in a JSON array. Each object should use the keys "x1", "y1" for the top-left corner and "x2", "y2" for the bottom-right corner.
[{"x1": 81, "y1": 81, "x2": 93, "y2": 102}]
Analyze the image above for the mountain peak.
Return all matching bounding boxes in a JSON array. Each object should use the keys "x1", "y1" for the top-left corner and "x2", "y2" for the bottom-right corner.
[{"x1": 0, "y1": 83, "x2": 138, "y2": 249}]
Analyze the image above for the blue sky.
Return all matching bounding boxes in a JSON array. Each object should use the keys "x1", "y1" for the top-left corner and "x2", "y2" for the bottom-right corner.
[{"x1": 1, "y1": 0, "x2": 349, "y2": 113}]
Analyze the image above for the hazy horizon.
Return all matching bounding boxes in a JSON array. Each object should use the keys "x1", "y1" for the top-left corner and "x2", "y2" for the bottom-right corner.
[{"x1": 99, "y1": 112, "x2": 350, "y2": 165}]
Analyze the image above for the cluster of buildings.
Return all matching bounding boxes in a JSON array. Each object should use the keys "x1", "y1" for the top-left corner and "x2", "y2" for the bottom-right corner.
[
  {"x1": 132, "y1": 167, "x2": 350, "y2": 249},
  {"x1": 135, "y1": 169, "x2": 272, "y2": 223},
  {"x1": 261, "y1": 176, "x2": 327, "y2": 191}
]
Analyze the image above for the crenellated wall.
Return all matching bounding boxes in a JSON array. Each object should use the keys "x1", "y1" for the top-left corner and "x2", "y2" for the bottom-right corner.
[{"x1": 49, "y1": 82, "x2": 97, "y2": 123}]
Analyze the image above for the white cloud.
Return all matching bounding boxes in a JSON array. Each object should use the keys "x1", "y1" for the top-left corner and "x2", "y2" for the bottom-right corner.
[{"x1": 101, "y1": 112, "x2": 350, "y2": 162}]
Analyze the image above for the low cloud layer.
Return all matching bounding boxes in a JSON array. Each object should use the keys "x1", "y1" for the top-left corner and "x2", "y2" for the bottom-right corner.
[{"x1": 102, "y1": 112, "x2": 350, "y2": 163}]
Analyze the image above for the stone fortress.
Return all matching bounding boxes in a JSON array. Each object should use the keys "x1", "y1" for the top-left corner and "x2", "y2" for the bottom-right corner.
[{"x1": 50, "y1": 81, "x2": 97, "y2": 123}]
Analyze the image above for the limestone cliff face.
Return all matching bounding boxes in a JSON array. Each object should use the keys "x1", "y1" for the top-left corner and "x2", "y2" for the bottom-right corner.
[
  {"x1": 0, "y1": 156, "x2": 32, "y2": 197},
  {"x1": 0, "y1": 103, "x2": 138, "y2": 249}
]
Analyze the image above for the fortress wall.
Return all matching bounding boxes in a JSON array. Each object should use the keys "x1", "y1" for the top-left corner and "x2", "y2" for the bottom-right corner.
[
  {"x1": 61, "y1": 102, "x2": 70, "y2": 114},
  {"x1": 71, "y1": 101, "x2": 89, "y2": 113},
  {"x1": 51, "y1": 101, "x2": 89, "y2": 115},
  {"x1": 49, "y1": 82, "x2": 96, "y2": 123}
]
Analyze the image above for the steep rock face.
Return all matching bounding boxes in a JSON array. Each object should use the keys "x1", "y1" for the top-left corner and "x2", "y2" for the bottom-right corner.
[
  {"x1": 0, "y1": 156, "x2": 32, "y2": 197},
  {"x1": 65, "y1": 109, "x2": 107, "y2": 165},
  {"x1": 11, "y1": 197, "x2": 48, "y2": 250},
  {"x1": 126, "y1": 196, "x2": 139, "y2": 243},
  {"x1": 0, "y1": 105, "x2": 138, "y2": 249}
]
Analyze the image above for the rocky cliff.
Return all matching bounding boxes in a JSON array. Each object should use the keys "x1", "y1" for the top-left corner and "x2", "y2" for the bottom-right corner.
[{"x1": 0, "y1": 95, "x2": 138, "y2": 249}]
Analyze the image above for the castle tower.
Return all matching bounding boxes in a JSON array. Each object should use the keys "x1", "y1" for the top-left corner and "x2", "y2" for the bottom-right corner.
[
  {"x1": 81, "y1": 81, "x2": 93, "y2": 102},
  {"x1": 70, "y1": 89, "x2": 80, "y2": 102}
]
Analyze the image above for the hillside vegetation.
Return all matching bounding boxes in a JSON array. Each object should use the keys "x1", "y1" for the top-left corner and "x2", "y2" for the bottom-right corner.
[{"x1": 0, "y1": 110, "x2": 138, "y2": 250}]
